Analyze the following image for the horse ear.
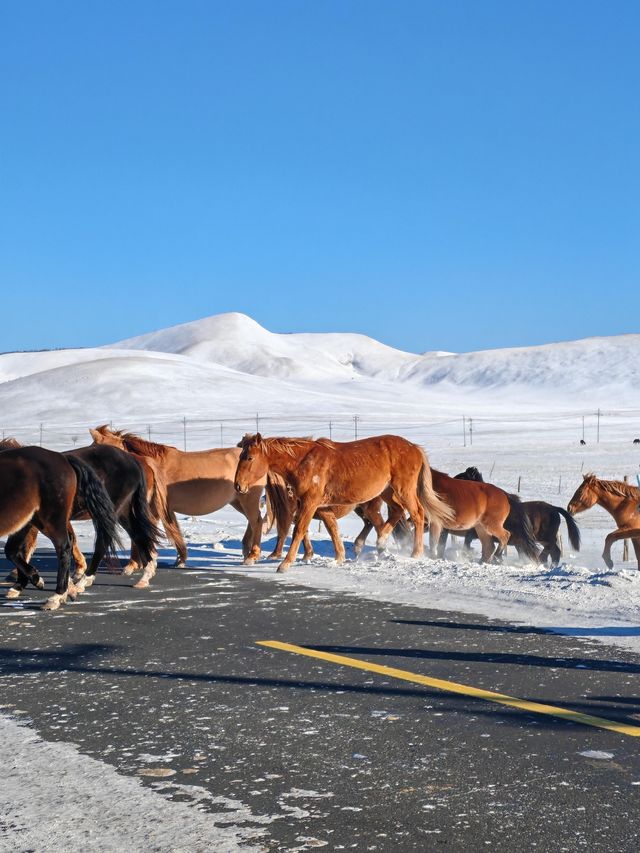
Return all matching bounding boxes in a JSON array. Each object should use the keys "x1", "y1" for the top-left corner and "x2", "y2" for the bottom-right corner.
[
  {"x1": 255, "y1": 432, "x2": 262, "y2": 444},
  {"x1": 89, "y1": 428, "x2": 101, "y2": 442}
]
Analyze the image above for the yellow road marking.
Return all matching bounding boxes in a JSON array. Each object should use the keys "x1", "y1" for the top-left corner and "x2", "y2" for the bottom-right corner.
[{"x1": 257, "y1": 640, "x2": 640, "y2": 738}]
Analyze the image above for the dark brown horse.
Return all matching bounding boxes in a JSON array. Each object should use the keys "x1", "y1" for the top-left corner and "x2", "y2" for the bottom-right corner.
[
  {"x1": 4, "y1": 441, "x2": 162, "y2": 591},
  {"x1": 568, "y1": 473, "x2": 640, "y2": 569},
  {"x1": 449, "y1": 467, "x2": 580, "y2": 566},
  {"x1": 1, "y1": 446, "x2": 120, "y2": 610},
  {"x1": 235, "y1": 434, "x2": 453, "y2": 571}
]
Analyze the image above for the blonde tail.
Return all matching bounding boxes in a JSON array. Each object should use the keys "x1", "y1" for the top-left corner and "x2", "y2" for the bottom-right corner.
[{"x1": 417, "y1": 450, "x2": 455, "y2": 527}]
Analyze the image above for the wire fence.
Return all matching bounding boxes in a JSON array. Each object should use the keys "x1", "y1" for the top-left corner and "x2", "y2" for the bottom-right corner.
[{"x1": 2, "y1": 407, "x2": 640, "y2": 453}]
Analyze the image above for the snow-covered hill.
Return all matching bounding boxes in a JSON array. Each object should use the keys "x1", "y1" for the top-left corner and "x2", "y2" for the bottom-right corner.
[
  {"x1": 112, "y1": 312, "x2": 640, "y2": 398},
  {"x1": 111, "y1": 312, "x2": 419, "y2": 382},
  {"x1": 1, "y1": 312, "x2": 638, "y2": 433}
]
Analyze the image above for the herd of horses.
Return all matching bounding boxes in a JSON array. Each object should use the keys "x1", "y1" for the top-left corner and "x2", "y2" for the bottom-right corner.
[{"x1": 0, "y1": 427, "x2": 639, "y2": 611}]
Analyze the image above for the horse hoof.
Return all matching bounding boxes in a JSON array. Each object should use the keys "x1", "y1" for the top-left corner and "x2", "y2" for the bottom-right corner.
[
  {"x1": 5, "y1": 586, "x2": 21, "y2": 600},
  {"x1": 133, "y1": 577, "x2": 150, "y2": 589},
  {"x1": 276, "y1": 564, "x2": 291, "y2": 573},
  {"x1": 174, "y1": 561, "x2": 186, "y2": 569},
  {"x1": 34, "y1": 577, "x2": 45, "y2": 590},
  {"x1": 121, "y1": 565, "x2": 137, "y2": 576},
  {"x1": 43, "y1": 593, "x2": 65, "y2": 611},
  {"x1": 4, "y1": 569, "x2": 18, "y2": 583},
  {"x1": 242, "y1": 557, "x2": 256, "y2": 566},
  {"x1": 67, "y1": 584, "x2": 79, "y2": 601},
  {"x1": 266, "y1": 552, "x2": 282, "y2": 561}
]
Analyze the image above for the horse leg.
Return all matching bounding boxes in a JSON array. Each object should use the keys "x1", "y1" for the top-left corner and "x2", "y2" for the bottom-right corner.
[
  {"x1": 354, "y1": 519, "x2": 373, "y2": 557},
  {"x1": 316, "y1": 509, "x2": 345, "y2": 564},
  {"x1": 632, "y1": 538, "x2": 640, "y2": 571},
  {"x1": 121, "y1": 540, "x2": 142, "y2": 576},
  {"x1": 396, "y1": 493, "x2": 425, "y2": 558},
  {"x1": 5, "y1": 524, "x2": 39, "y2": 587},
  {"x1": 164, "y1": 508, "x2": 187, "y2": 568},
  {"x1": 123, "y1": 516, "x2": 158, "y2": 590},
  {"x1": 352, "y1": 501, "x2": 378, "y2": 556},
  {"x1": 602, "y1": 527, "x2": 640, "y2": 569},
  {"x1": 302, "y1": 531, "x2": 315, "y2": 562},
  {"x1": 463, "y1": 529, "x2": 477, "y2": 553},
  {"x1": 241, "y1": 523, "x2": 252, "y2": 559},
  {"x1": 70, "y1": 527, "x2": 88, "y2": 580},
  {"x1": 376, "y1": 500, "x2": 406, "y2": 553},
  {"x1": 43, "y1": 527, "x2": 74, "y2": 611},
  {"x1": 4, "y1": 527, "x2": 45, "y2": 599},
  {"x1": 437, "y1": 529, "x2": 449, "y2": 559},
  {"x1": 233, "y1": 493, "x2": 263, "y2": 566},
  {"x1": 278, "y1": 500, "x2": 317, "y2": 572},
  {"x1": 242, "y1": 508, "x2": 263, "y2": 567},
  {"x1": 538, "y1": 544, "x2": 551, "y2": 566},
  {"x1": 427, "y1": 518, "x2": 442, "y2": 558}
]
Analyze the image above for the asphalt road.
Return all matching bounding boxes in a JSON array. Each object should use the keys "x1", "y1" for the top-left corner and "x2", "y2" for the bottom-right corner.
[{"x1": 2, "y1": 553, "x2": 640, "y2": 852}]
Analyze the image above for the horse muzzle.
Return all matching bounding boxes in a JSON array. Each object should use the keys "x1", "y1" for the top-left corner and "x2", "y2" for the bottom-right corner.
[{"x1": 234, "y1": 483, "x2": 248, "y2": 494}]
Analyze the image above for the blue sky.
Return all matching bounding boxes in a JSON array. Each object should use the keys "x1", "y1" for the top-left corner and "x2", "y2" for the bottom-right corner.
[{"x1": 1, "y1": 0, "x2": 638, "y2": 354}]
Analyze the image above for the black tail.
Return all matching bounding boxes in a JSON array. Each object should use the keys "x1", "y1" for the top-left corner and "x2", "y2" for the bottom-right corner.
[
  {"x1": 505, "y1": 496, "x2": 540, "y2": 562},
  {"x1": 66, "y1": 456, "x2": 123, "y2": 557},
  {"x1": 128, "y1": 459, "x2": 163, "y2": 565},
  {"x1": 555, "y1": 506, "x2": 581, "y2": 551}
]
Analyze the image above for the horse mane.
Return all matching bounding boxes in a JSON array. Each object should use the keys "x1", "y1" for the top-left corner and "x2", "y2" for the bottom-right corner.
[
  {"x1": 119, "y1": 432, "x2": 173, "y2": 459},
  {"x1": 0, "y1": 437, "x2": 21, "y2": 450},
  {"x1": 584, "y1": 472, "x2": 640, "y2": 500},
  {"x1": 96, "y1": 425, "x2": 173, "y2": 459},
  {"x1": 261, "y1": 436, "x2": 318, "y2": 457}
]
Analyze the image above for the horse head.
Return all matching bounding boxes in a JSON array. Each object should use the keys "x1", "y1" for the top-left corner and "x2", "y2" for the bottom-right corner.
[
  {"x1": 235, "y1": 433, "x2": 268, "y2": 494},
  {"x1": 89, "y1": 424, "x2": 125, "y2": 449},
  {"x1": 567, "y1": 473, "x2": 598, "y2": 515}
]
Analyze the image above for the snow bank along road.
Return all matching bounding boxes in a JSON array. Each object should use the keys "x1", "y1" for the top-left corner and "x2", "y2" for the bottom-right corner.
[{"x1": 2, "y1": 553, "x2": 640, "y2": 852}]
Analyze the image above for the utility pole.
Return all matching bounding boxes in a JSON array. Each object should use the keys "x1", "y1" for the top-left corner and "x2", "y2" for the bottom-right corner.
[
  {"x1": 582, "y1": 415, "x2": 585, "y2": 442},
  {"x1": 256, "y1": 413, "x2": 260, "y2": 434},
  {"x1": 597, "y1": 408, "x2": 601, "y2": 443},
  {"x1": 220, "y1": 423, "x2": 224, "y2": 446},
  {"x1": 469, "y1": 418, "x2": 473, "y2": 446},
  {"x1": 354, "y1": 415, "x2": 359, "y2": 439},
  {"x1": 183, "y1": 417, "x2": 187, "y2": 451},
  {"x1": 329, "y1": 421, "x2": 333, "y2": 440},
  {"x1": 39, "y1": 423, "x2": 43, "y2": 447}
]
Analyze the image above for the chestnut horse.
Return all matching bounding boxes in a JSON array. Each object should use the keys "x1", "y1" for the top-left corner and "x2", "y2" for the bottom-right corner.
[
  {"x1": 427, "y1": 470, "x2": 540, "y2": 563},
  {"x1": 235, "y1": 434, "x2": 454, "y2": 571},
  {"x1": 568, "y1": 473, "x2": 640, "y2": 569},
  {"x1": 263, "y1": 472, "x2": 390, "y2": 562},
  {"x1": 1, "y1": 446, "x2": 120, "y2": 610},
  {"x1": 444, "y1": 467, "x2": 580, "y2": 566},
  {"x1": 91, "y1": 425, "x2": 266, "y2": 566}
]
